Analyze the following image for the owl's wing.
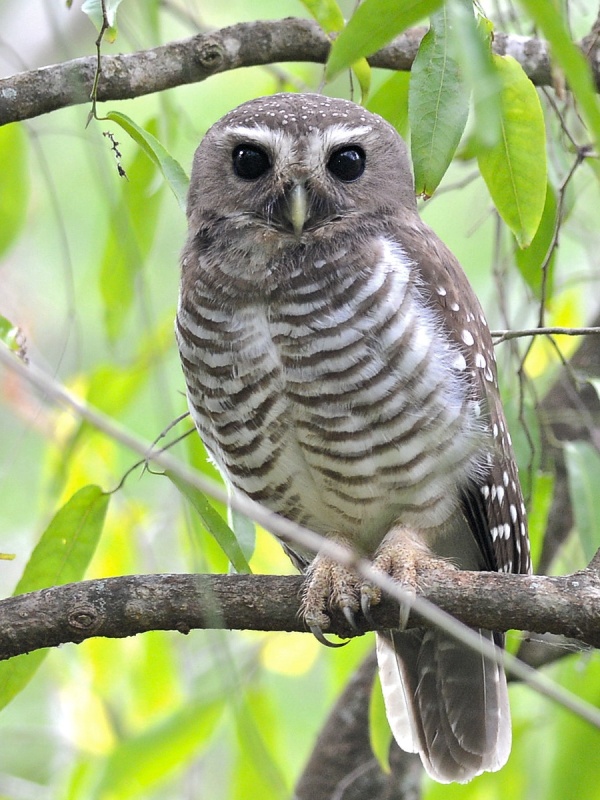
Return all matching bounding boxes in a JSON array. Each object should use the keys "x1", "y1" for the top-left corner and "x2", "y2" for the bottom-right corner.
[
  {"x1": 373, "y1": 222, "x2": 525, "y2": 781},
  {"x1": 459, "y1": 482, "x2": 498, "y2": 571},
  {"x1": 469, "y1": 390, "x2": 531, "y2": 575},
  {"x1": 398, "y1": 222, "x2": 530, "y2": 577}
]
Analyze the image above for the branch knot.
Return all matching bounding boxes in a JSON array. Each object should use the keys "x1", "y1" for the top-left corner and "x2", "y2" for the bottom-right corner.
[
  {"x1": 68, "y1": 604, "x2": 102, "y2": 633},
  {"x1": 194, "y1": 38, "x2": 226, "y2": 71}
]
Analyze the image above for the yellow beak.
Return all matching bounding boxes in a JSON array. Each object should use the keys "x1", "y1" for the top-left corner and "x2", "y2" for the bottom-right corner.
[{"x1": 289, "y1": 183, "x2": 308, "y2": 238}]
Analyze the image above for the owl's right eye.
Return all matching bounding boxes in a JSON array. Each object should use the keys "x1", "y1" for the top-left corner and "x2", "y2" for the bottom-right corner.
[{"x1": 232, "y1": 144, "x2": 271, "y2": 180}]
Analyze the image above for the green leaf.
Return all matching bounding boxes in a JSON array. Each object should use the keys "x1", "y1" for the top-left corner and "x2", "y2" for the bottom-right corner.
[
  {"x1": 351, "y1": 57, "x2": 372, "y2": 104},
  {"x1": 515, "y1": 182, "x2": 557, "y2": 300},
  {"x1": 0, "y1": 486, "x2": 109, "y2": 711},
  {"x1": 367, "y1": 72, "x2": 410, "y2": 137},
  {"x1": 81, "y1": 0, "x2": 124, "y2": 41},
  {"x1": 14, "y1": 486, "x2": 109, "y2": 593},
  {"x1": 168, "y1": 472, "x2": 252, "y2": 574},
  {"x1": 228, "y1": 504, "x2": 256, "y2": 569},
  {"x1": 299, "y1": 0, "x2": 344, "y2": 32},
  {"x1": 301, "y1": 0, "x2": 371, "y2": 100},
  {"x1": 369, "y1": 672, "x2": 393, "y2": 773},
  {"x1": 91, "y1": 698, "x2": 224, "y2": 799},
  {"x1": 106, "y1": 111, "x2": 189, "y2": 212},
  {"x1": 517, "y1": 0, "x2": 600, "y2": 147},
  {"x1": 477, "y1": 55, "x2": 547, "y2": 248},
  {"x1": 564, "y1": 442, "x2": 600, "y2": 563},
  {"x1": 0, "y1": 123, "x2": 28, "y2": 258},
  {"x1": 326, "y1": 0, "x2": 444, "y2": 80},
  {"x1": 449, "y1": 3, "x2": 501, "y2": 149},
  {"x1": 409, "y1": 6, "x2": 469, "y2": 196},
  {"x1": 0, "y1": 314, "x2": 24, "y2": 358}
]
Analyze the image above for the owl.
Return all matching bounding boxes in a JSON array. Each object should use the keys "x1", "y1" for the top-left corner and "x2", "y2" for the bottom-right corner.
[{"x1": 176, "y1": 93, "x2": 530, "y2": 784}]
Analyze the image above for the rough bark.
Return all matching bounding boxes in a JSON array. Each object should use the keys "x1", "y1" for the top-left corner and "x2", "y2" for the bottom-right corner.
[
  {"x1": 2, "y1": 18, "x2": 597, "y2": 127},
  {"x1": 2, "y1": 560, "x2": 600, "y2": 661}
]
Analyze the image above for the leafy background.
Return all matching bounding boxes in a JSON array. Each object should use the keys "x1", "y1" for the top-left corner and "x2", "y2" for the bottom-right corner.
[{"x1": 1, "y1": 1, "x2": 600, "y2": 798}]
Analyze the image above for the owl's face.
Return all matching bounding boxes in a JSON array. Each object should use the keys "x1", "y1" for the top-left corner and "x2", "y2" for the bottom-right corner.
[{"x1": 186, "y1": 93, "x2": 418, "y2": 249}]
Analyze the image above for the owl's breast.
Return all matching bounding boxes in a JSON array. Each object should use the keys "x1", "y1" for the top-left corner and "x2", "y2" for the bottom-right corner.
[{"x1": 177, "y1": 238, "x2": 488, "y2": 555}]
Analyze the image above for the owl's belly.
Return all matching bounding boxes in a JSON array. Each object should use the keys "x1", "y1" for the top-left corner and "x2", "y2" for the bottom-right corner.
[{"x1": 178, "y1": 241, "x2": 486, "y2": 556}]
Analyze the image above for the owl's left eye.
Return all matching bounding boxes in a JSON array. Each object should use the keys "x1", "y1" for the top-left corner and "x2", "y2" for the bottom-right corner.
[
  {"x1": 327, "y1": 146, "x2": 366, "y2": 182},
  {"x1": 232, "y1": 144, "x2": 271, "y2": 180}
]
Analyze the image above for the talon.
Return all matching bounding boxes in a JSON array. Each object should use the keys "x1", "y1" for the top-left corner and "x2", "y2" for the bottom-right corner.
[
  {"x1": 360, "y1": 590, "x2": 376, "y2": 626},
  {"x1": 342, "y1": 605, "x2": 360, "y2": 632},
  {"x1": 398, "y1": 586, "x2": 416, "y2": 630},
  {"x1": 301, "y1": 544, "x2": 361, "y2": 643},
  {"x1": 309, "y1": 625, "x2": 348, "y2": 648},
  {"x1": 360, "y1": 582, "x2": 381, "y2": 624}
]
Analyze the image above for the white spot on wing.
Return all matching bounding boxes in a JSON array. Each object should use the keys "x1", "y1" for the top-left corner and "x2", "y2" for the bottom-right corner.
[{"x1": 453, "y1": 353, "x2": 467, "y2": 371}]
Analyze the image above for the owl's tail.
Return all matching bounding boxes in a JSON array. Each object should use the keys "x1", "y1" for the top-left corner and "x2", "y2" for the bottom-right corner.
[{"x1": 376, "y1": 628, "x2": 511, "y2": 784}]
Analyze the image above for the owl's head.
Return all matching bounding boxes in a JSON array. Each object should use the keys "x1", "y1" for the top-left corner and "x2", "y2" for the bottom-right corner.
[{"x1": 186, "y1": 93, "x2": 418, "y2": 245}]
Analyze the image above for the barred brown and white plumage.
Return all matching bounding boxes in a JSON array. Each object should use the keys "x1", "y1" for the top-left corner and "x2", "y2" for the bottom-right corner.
[{"x1": 176, "y1": 93, "x2": 531, "y2": 784}]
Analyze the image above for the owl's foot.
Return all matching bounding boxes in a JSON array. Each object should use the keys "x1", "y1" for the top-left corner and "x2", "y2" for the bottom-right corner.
[
  {"x1": 361, "y1": 524, "x2": 454, "y2": 629},
  {"x1": 301, "y1": 526, "x2": 453, "y2": 642},
  {"x1": 301, "y1": 544, "x2": 361, "y2": 646}
]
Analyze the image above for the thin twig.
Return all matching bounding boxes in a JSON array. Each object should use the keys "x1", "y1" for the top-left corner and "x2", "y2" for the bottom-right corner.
[
  {"x1": 492, "y1": 325, "x2": 600, "y2": 343},
  {"x1": 537, "y1": 149, "x2": 588, "y2": 330},
  {"x1": 87, "y1": 0, "x2": 110, "y2": 126}
]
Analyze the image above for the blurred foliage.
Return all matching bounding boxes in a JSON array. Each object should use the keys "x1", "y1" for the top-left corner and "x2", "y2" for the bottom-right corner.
[{"x1": 1, "y1": 0, "x2": 600, "y2": 798}]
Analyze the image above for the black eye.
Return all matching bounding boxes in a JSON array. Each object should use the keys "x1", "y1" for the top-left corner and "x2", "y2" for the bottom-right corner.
[
  {"x1": 232, "y1": 144, "x2": 271, "y2": 180},
  {"x1": 327, "y1": 146, "x2": 366, "y2": 182}
]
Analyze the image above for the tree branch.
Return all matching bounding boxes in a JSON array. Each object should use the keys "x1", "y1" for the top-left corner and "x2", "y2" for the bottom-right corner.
[
  {"x1": 2, "y1": 561, "x2": 600, "y2": 662},
  {"x1": 0, "y1": 17, "x2": 589, "y2": 128},
  {"x1": 294, "y1": 651, "x2": 423, "y2": 800}
]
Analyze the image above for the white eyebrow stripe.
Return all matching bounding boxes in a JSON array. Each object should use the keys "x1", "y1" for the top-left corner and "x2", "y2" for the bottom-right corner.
[
  {"x1": 318, "y1": 124, "x2": 373, "y2": 149},
  {"x1": 223, "y1": 124, "x2": 277, "y2": 141},
  {"x1": 307, "y1": 125, "x2": 373, "y2": 168},
  {"x1": 223, "y1": 124, "x2": 296, "y2": 155}
]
